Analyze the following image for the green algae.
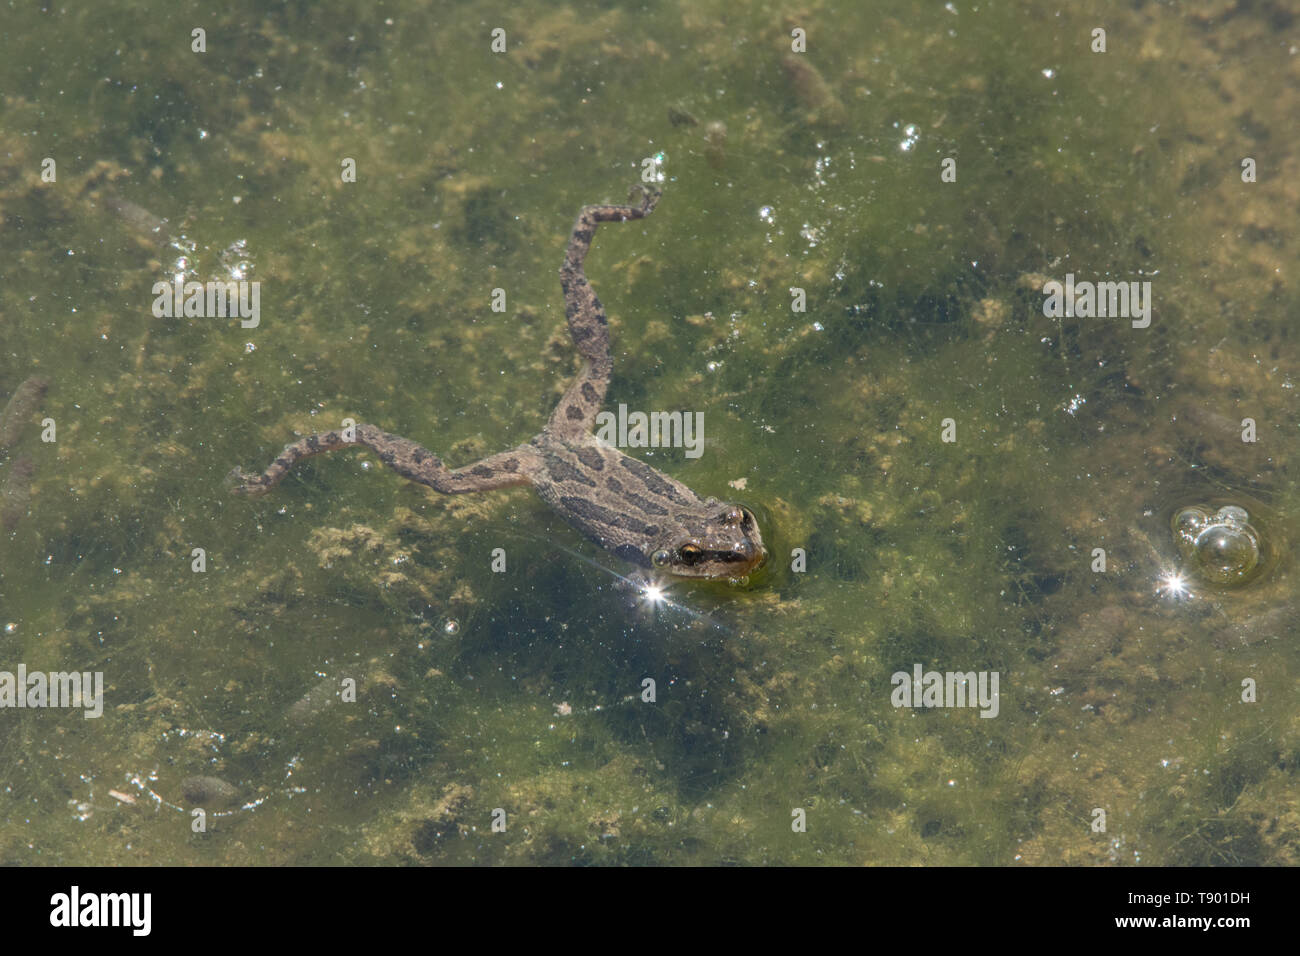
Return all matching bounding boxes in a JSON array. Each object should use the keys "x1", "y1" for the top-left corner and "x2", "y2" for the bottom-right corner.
[{"x1": 0, "y1": 0, "x2": 1297, "y2": 866}]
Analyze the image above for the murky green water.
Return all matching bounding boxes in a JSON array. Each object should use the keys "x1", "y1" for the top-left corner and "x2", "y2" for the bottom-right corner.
[{"x1": 1, "y1": 0, "x2": 1296, "y2": 865}]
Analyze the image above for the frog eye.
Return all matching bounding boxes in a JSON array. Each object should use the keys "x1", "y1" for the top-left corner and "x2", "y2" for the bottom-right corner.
[
  {"x1": 679, "y1": 543, "x2": 705, "y2": 565},
  {"x1": 651, "y1": 549, "x2": 671, "y2": 568}
]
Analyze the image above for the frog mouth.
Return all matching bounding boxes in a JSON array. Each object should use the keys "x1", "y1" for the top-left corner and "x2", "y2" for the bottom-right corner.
[{"x1": 715, "y1": 543, "x2": 768, "y2": 578}]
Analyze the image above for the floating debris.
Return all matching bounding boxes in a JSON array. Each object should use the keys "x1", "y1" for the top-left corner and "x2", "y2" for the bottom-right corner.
[
  {"x1": 1, "y1": 456, "x2": 35, "y2": 532},
  {"x1": 780, "y1": 54, "x2": 847, "y2": 127},
  {"x1": 179, "y1": 775, "x2": 241, "y2": 809},
  {"x1": 704, "y1": 120, "x2": 728, "y2": 169},
  {"x1": 102, "y1": 193, "x2": 171, "y2": 245},
  {"x1": 668, "y1": 104, "x2": 699, "y2": 127},
  {"x1": 285, "y1": 674, "x2": 343, "y2": 725},
  {"x1": 0, "y1": 375, "x2": 48, "y2": 533},
  {"x1": 0, "y1": 376, "x2": 49, "y2": 451}
]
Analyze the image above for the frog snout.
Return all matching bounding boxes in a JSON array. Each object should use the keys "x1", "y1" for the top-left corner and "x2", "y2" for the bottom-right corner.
[{"x1": 735, "y1": 540, "x2": 767, "y2": 568}]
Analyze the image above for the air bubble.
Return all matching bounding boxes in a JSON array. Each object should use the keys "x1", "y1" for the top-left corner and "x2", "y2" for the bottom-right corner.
[{"x1": 1171, "y1": 504, "x2": 1262, "y2": 586}]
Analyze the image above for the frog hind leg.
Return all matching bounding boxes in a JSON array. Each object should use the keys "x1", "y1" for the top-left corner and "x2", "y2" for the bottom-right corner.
[
  {"x1": 228, "y1": 424, "x2": 540, "y2": 496},
  {"x1": 548, "y1": 184, "x2": 660, "y2": 440}
]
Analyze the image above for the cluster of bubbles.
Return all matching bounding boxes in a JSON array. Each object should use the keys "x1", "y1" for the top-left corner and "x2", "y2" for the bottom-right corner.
[{"x1": 1171, "y1": 504, "x2": 1263, "y2": 586}]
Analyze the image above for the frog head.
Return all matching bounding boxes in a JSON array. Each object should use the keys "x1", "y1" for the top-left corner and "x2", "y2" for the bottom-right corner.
[{"x1": 649, "y1": 504, "x2": 767, "y2": 581}]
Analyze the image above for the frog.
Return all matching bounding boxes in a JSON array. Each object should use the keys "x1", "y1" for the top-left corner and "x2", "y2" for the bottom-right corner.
[{"x1": 230, "y1": 185, "x2": 767, "y2": 582}]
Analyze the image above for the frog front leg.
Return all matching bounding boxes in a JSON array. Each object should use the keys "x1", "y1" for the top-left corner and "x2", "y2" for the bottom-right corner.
[{"x1": 229, "y1": 424, "x2": 540, "y2": 496}]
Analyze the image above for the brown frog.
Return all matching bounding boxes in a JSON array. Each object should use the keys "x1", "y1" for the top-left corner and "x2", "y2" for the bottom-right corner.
[{"x1": 230, "y1": 185, "x2": 767, "y2": 581}]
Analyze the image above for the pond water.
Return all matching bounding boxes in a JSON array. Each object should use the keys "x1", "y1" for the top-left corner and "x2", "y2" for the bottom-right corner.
[{"x1": 1, "y1": 0, "x2": 1296, "y2": 866}]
